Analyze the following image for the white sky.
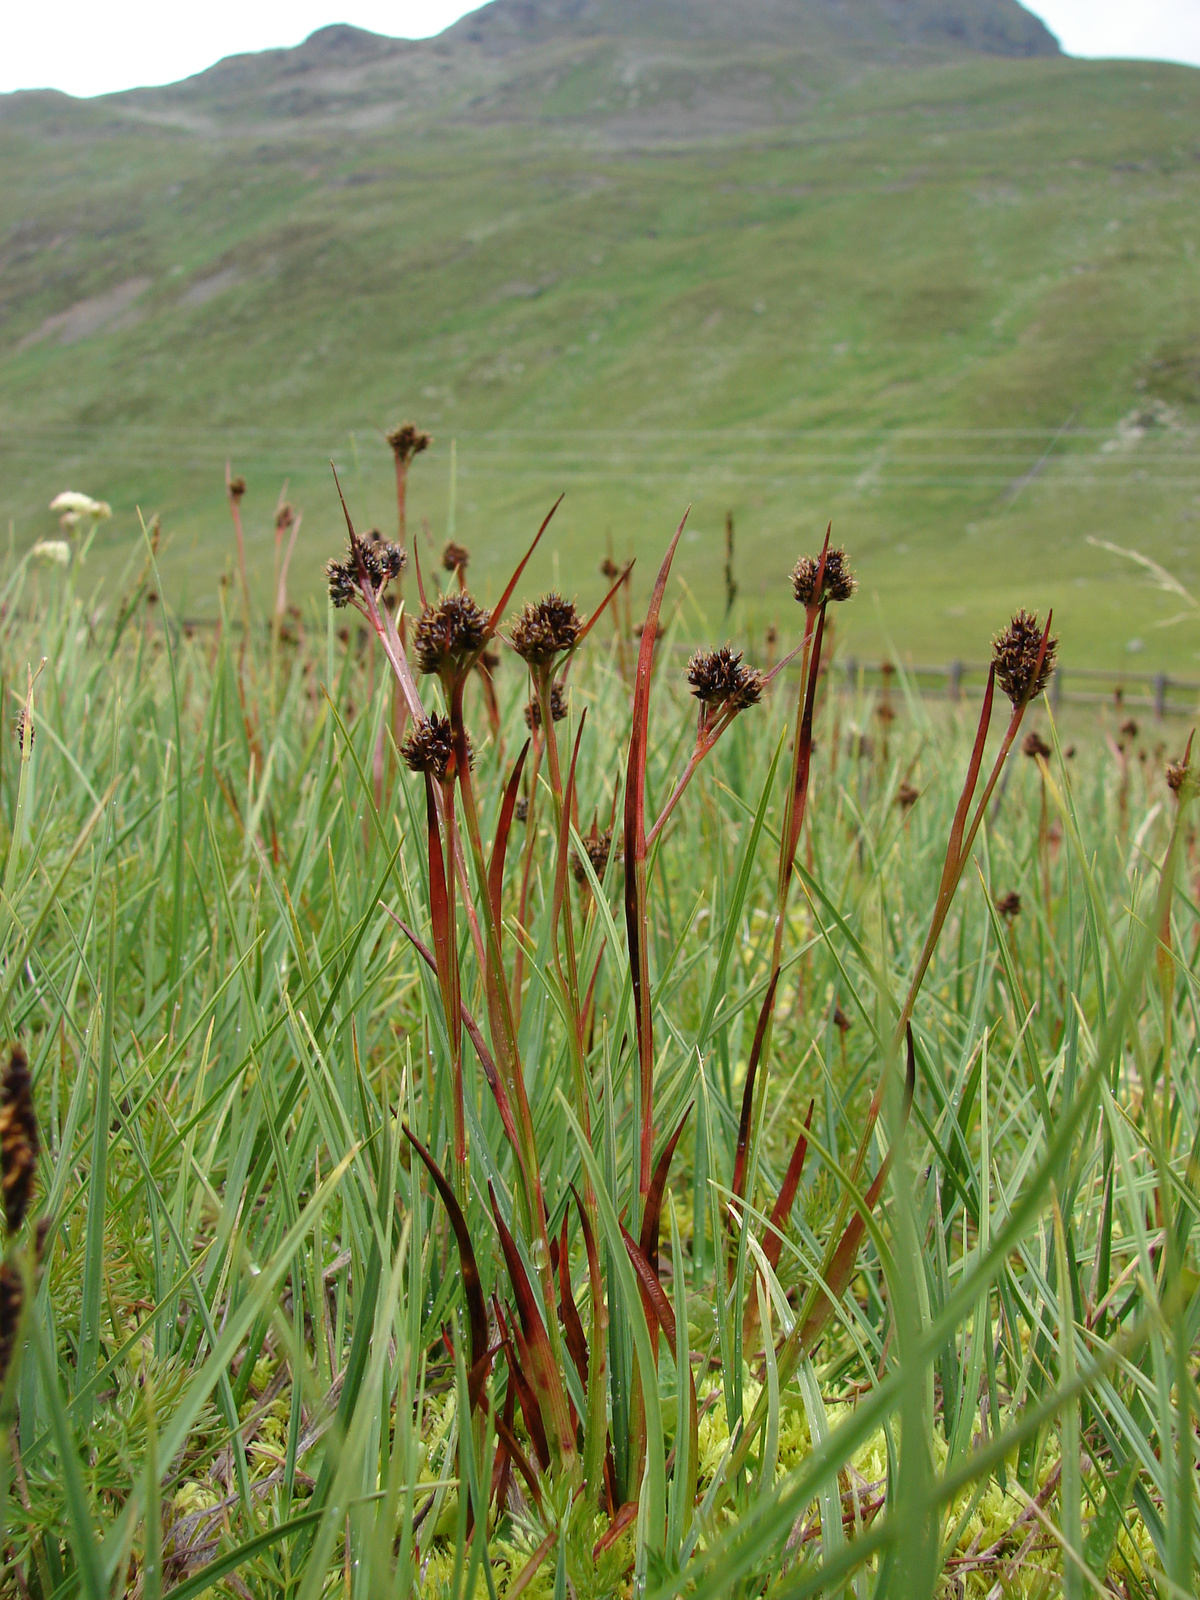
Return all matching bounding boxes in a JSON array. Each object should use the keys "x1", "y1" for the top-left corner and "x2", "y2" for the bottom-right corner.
[{"x1": 2, "y1": 1, "x2": 1198, "y2": 99}]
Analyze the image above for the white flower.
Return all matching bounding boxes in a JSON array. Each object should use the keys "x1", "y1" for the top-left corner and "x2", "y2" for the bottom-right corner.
[
  {"x1": 31, "y1": 540, "x2": 71, "y2": 566},
  {"x1": 49, "y1": 491, "x2": 111, "y2": 520}
]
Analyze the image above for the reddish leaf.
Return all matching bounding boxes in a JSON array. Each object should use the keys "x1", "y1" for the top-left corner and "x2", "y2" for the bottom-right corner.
[
  {"x1": 402, "y1": 1127, "x2": 491, "y2": 1412},
  {"x1": 799, "y1": 1153, "x2": 891, "y2": 1353},
  {"x1": 800, "y1": 1028, "x2": 915, "y2": 1350},
  {"x1": 783, "y1": 603, "x2": 828, "y2": 877},
  {"x1": 494, "y1": 1410, "x2": 545, "y2": 1513},
  {"x1": 621, "y1": 1224, "x2": 677, "y2": 1359},
  {"x1": 574, "y1": 560, "x2": 635, "y2": 652},
  {"x1": 488, "y1": 740, "x2": 531, "y2": 935},
  {"x1": 495, "y1": 1298, "x2": 550, "y2": 1472},
  {"x1": 762, "y1": 1099, "x2": 815, "y2": 1273},
  {"x1": 730, "y1": 971, "x2": 780, "y2": 1207},
  {"x1": 559, "y1": 1212, "x2": 589, "y2": 1394},
  {"x1": 486, "y1": 495, "x2": 564, "y2": 637},
  {"x1": 551, "y1": 715, "x2": 589, "y2": 943},
  {"x1": 489, "y1": 1185, "x2": 577, "y2": 1472},
  {"x1": 569, "y1": 1184, "x2": 606, "y2": 1391},
  {"x1": 491, "y1": 1375, "x2": 517, "y2": 1514},
  {"x1": 423, "y1": 775, "x2": 455, "y2": 1023},
  {"x1": 941, "y1": 664, "x2": 996, "y2": 898},
  {"x1": 639, "y1": 1103, "x2": 693, "y2": 1278},
  {"x1": 384, "y1": 906, "x2": 523, "y2": 1162},
  {"x1": 410, "y1": 529, "x2": 428, "y2": 609},
  {"x1": 595, "y1": 1501, "x2": 639, "y2": 1557},
  {"x1": 625, "y1": 510, "x2": 690, "y2": 1203}
]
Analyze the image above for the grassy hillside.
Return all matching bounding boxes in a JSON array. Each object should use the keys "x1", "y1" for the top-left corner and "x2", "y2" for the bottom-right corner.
[{"x1": 1, "y1": 19, "x2": 1198, "y2": 665}]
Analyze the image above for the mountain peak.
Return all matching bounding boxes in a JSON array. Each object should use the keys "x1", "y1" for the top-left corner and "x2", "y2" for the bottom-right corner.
[{"x1": 447, "y1": 0, "x2": 1059, "y2": 57}]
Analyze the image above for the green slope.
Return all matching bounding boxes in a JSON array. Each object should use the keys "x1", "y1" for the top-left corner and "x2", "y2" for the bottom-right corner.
[{"x1": 1, "y1": 5, "x2": 1198, "y2": 666}]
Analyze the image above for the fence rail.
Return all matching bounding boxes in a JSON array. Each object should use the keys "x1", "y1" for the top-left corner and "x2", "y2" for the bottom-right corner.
[
  {"x1": 160, "y1": 617, "x2": 1200, "y2": 718},
  {"x1": 831, "y1": 660, "x2": 1200, "y2": 718}
]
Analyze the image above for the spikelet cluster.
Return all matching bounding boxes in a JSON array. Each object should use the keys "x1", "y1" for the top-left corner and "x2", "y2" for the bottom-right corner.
[
  {"x1": 791, "y1": 547, "x2": 856, "y2": 607},
  {"x1": 571, "y1": 830, "x2": 616, "y2": 886},
  {"x1": 401, "y1": 714, "x2": 472, "y2": 783},
  {"x1": 326, "y1": 533, "x2": 406, "y2": 609},
  {"x1": 525, "y1": 684, "x2": 568, "y2": 730},
  {"x1": 686, "y1": 647, "x2": 763, "y2": 711},
  {"x1": 442, "y1": 541, "x2": 470, "y2": 574},
  {"x1": 992, "y1": 611, "x2": 1057, "y2": 707},
  {"x1": 413, "y1": 593, "x2": 490, "y2": 676},
  {"x1": 387, "y1": 423, "x2": 432, "y2": 465},
  {"x1": 510, "y1": 595, "x2": 581, "y2": 666},
  {"x1": 0, "y1": 1044, "x2": 39, "y2": 1393}
]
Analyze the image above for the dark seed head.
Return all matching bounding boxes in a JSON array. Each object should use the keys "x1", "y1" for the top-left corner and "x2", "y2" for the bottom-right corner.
[
  {"x1": 572, "y1": 828, "x2": 615, "y2": 886},
  {"x1": 0, "y1": 1045, "x2": 38, "y2": 1235},
  {"x1": 525, "y1": 682, "x2": 568, "y2": 729},
  {"x1": 274, "y1": 502, "x2": 295, "y2": 534},
  {"x1": 0, "y1": 1259, "x2": 22, "y2": 1391},
  {"x1": 325, "y1": 531, "x2": 406, "y2": 609},
  {"x1": 509, "y1": 594, "x2": 581, "y2": 666},
  {"x1": 895, "y1": 781, "x2": 919, "y2": 809},
  {"x1": 831, "y1": 1004, "x2": 852, "y2": 1035},
  {"x1": 228, "y1": 475, "x2": 247, "y2": 501},
  {"x1": 600, "y1": 557, "x2": 621, "y2": 582},
  {"x1": 1166, "y1": 754, "x2": 1196, "y2": 800},
  {"x1": 791, "y1": 547, "x2": 856, "y2": 608},
  {"x1": 14, "y1": 709, "x2": 32, "y2": 751},
  {"x1": 1120, "y1": 718, "x2": 1139, "y2": 740},
  {"x1": 400, "y1": 713, "x2": 469, "y2": 783},
  {"x1": 686, "y1": 646, "x2": 763, "y2": 711},
  {"x1": 992, "y1": 611, "x2": 1057, "y2": 707},
  {"x1": 387, "y1": 423, "x2": 432, "y2": 465},
  {"x1": 413, "y1": 592, "x2": 490, "y2": 676},
  {"x1": 1022, "y1": 731, "x2": 1052, "y2": 761},
  {"x1": 443, "y1": 541, "x2": 470, "y2": 574},
  {"x1": 996, "y1": 891, "x2": 1022, "y2": 919},
  {"x1": 514, "y1": 798, "x2": 529, "y2": 823}
]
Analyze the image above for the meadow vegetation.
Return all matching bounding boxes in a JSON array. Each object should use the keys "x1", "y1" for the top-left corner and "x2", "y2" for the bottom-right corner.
[
  {"x1": 0, "y1": 468, "x2": 1197, "y2": 1598},
  {"x1": 3, "y1": 42, "x2": 1200, "y2": 662}
]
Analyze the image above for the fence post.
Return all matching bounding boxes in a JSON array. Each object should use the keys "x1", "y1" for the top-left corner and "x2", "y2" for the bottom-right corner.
[{"x1": 1154, "y1": 673, "x2": 1167, "y2": 719}]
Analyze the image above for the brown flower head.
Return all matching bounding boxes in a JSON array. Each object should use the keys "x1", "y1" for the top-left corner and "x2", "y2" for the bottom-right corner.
[
  {"x1": 876, "y1": 701, "x2": 896, "y2": 725},
  {"x1": 14, "y1": 709, "x2": 32, "y2": 752},
  {"x1": 510, "y1": 594, "x2": 581, "y2": 667},
  {"x1": 0, "y1": 1259, "x2": 21, "y2": 1391},
  {"x1": 1022, "y1": 731, "x2": 1052, "y2": 761},
  {"x1": 387, "y1": 423, "x2": 432, "y2": 465},
  {"x1": 514, "y1": 797, "x2": 530, "y2": 824},
  {"x1": 1120, "y1": 718, "x2": 1139, "y2": 740},
  {"x1": 413, "y1": 592, "x2": 489, "y2": 677},
  {"x1": 832, "y1": 1004, "x2": 852, "y2": 1035},
  {"x1": 600, "y1": 556, "x2": 621, "y2": 582},
  {"x1": 635, "y1": 622, "x2": 665, "y2": 643},
  {"x1": 227, "y1": 475, "x2": 247, "y2": 501},
  {"x1": 274, "y1": 502, "x2": 295, "y2": 534},
  {"x1": 1166, "y1": 752, "x2": 1197, "y2": 800},
  {"x1": 996, "y1": 891, "x2": 1022, "y2": 919},
  {"x1": 791, "y1": 546, "x2": 856, "y2": 608},
  {"x1": 401, "y1": 713, "x2": 471, "y2": 783},
  {"x1": 443, "y1": 541, "x2": 470, "y2": 575},
  {"x1": 325, "y1": 532, "x2": 406, "y2": 609},
  {"x1": 686, "y1": 646, "x2": 763, "y2": 712},
  {"x1": 895, "y1": 781, "x2": 919, "y2": 809},
  {"x1": 525, "y1": 682, "x2": 568, "y2": 730},
  {"x1": 0, "y1": 1045, "x2": 38, "y2": 1235},
  {"x1": 572, "y1": 828, "x2": 616, "y2": 886},
  {"x1": 992, "y1": 610, "x2": 1057, "y2": 707}
]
